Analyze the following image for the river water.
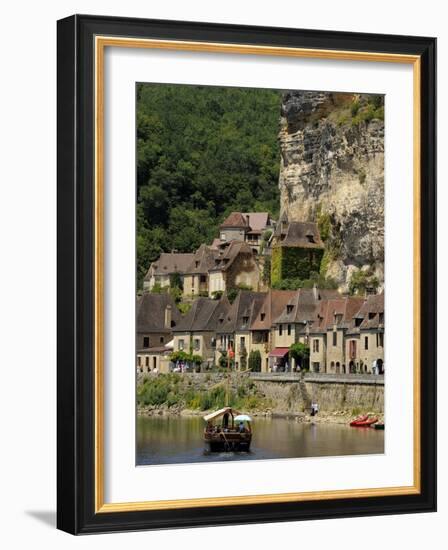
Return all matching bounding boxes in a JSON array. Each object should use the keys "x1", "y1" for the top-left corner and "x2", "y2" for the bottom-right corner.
[{"x1": 137, "y1": 415, "x2": 384, "y2": 466}]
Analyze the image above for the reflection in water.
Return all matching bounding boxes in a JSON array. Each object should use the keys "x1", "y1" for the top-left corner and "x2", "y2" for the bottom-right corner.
[{"x1": 136, "y1": 415, "x2": 384, "y2": 466}]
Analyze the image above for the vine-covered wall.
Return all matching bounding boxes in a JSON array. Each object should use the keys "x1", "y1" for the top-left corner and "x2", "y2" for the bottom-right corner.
[{"x1": 271, "y1": 246, "x2": 323, "y2": 285}]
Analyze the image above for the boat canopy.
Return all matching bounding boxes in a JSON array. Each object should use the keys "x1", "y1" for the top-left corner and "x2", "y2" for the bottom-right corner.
[{"x1": 203, "y1": 407, "x2": 241, "y2": 422}]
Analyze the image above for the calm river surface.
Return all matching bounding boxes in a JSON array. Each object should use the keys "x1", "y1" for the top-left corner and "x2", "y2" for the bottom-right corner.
[{"x1": 137, "y1": 415, "x2": 384, "y2": 466}]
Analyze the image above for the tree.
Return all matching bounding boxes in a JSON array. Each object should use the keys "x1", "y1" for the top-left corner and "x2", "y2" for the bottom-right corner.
[
  {"x1": 289, "y1": 342, "x2": 310, "y2": 370},
  {"x1": 136, "y1": 84, "x2": 282, "y2": 289},
  {"x1": 248, "y1": 350, "x2": 262, "y2": 372}
]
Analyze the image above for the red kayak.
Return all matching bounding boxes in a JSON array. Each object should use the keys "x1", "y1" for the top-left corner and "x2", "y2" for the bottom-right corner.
[{"x1": 350, "y1": 416, "x2": 378, "y2": 427}]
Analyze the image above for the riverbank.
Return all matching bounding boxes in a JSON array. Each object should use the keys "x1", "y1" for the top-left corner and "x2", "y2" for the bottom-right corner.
[{"x1": 136, "y1": 372, "x2": 384, "y2": 421}]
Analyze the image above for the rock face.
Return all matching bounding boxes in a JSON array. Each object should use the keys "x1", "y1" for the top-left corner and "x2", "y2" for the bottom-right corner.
[{"x1": 278, "y1": 91, "x2": 384, "y2": 292}]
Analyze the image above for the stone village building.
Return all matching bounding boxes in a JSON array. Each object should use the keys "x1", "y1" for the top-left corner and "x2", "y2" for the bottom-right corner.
[
  {"x1": 143, "y1": 212, "x2": 272, "y2": 298},
  {"x1": 136, "y1": 293, "x2": 182, "y2": 373},
  {"x1": 136, "y1": 289, "x2": 384, "y2": 375},
  {"x1": 143, "y1": 252, "x2": 195, "y2": 291},
  {"x1": 171, "y1": 297, "x2": 231, "y2": 367},
  {"x1": 271, "y1": 215, "x2": 325, "y2": 285}
]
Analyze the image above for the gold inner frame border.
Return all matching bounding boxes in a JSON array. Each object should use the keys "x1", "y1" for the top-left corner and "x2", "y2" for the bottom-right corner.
[{"x1": 94, "y1": 35, "x2": 421, "y2": 513}]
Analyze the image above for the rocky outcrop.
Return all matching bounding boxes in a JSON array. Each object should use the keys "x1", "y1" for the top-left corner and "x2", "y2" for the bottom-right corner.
[{"x1": 278, "y1": 91, "x2": 384, "y2": 292}]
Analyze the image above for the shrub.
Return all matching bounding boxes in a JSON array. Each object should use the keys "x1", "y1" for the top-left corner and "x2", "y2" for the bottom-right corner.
[{"x1": 248, "y1": 350, "x2": 262, "y2": 372}]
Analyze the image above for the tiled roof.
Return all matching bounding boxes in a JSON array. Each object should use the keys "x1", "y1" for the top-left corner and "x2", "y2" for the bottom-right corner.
[
  {"x1": 136, "y1": 293, "x2": 182, "y2": 333},
  {"x1": 220, "y1": 212, "x2": 249, "y2": 229},
  {"x1": 218, "y1": 291, "x2": 266, "y2": 333},
  {"x1": 309, "y1": 296, "x2": 365, "y2": 334},
  {"x1": 250, "y1": 289, "x2": 297, "y2": 331},
  {"x1": 144, "y1": 253, "x2": 195, "y2": 280},
  {"x1": 242, "y1": 212, "x2": 271, "y2": 233},
  {"x1": 173, "y1": 297, "x2": 230, "y2": 333},
  {"x1": 356, "y1": 292, "x2": 384, "y2": 330},
  {"x1": 274, "y1": 221, "x2": 324, "y2": 249},
  {"x1": 184, "y1": 244, "x2": 219, "y2": 275},
  {"x1": 210, "y1": 240, "x2": 255, "y2": 272}
]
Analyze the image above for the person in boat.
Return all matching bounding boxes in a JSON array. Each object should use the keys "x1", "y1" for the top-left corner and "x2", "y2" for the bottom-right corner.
[{"x1": 238, "y1": 421, "x2": 245, "y2": 433}]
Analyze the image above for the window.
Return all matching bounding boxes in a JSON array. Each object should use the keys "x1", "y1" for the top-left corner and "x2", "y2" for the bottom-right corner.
[
  {"x1": 137, "y1": 356, "x2": 141, "y2": 366},
  {"x1": 279, "y1": 325, "x2": 283, "y2": 336},
  {"x1": 260, "y1": 313, "x2": 265, "y2": 321},
  {"x1": 195, "y1": 261, "x2": 199, "y2": 268},
  {"x1": 368, "y1": 312, "x2": 375, "y2": 320},
  {"x1": 334, "y1": 313, "x2": 342, "y2": 324},
  {"x1": 355, "y1": 317, "x2": 362, "y2": 327},
  {"x1": 263, "y1": 332, "x2": 269, "y2": 343},
  {"x1": 377, "y1": 333, "x2": 384, "y2": 347},
  {"x1": 364, "y1": 336, "x2": 369, "y2": 350},
  {"x1": 145, "y1": 357, "x2": 149, "y2": 367},
  {"x1": 242, "y1": 316, "x2": 249, "y2": 326},
  {"x1": 194, "y1": 338, "x2": 200, "y2": 351},
  {"x1": 287, "y1": 324, "x2": 291, "y2": 336},
  {"x1": 313, "y1": 339, "x2": 319, "y2": 353},
  {"x1": 160, "y1": 336, "x2": 164, "y2": 344},
  {"x1": 240, "y1": 336, "x2": 245, "y2": 348},
  {"x1": 333, "y1": 331, "x2": 337, "y2": 346},
  {"x1": 220, "y1": 233, "x2": 226, "y2": 241},
  {"x1": 287, "y1": 305, "x2": 293, "y2": 314},
  {"x1": 179, "y1": 339, "x2": 184, "y2": 350},
  {"x1": 200, "y1": 275, "x2": 206, "y2": 283},
  {"x1": 143, "y1": 336, "x2": 150, "y2": 348},
  {"x1": 379, "y1": 313, "x2": 384, "y2": 324}
]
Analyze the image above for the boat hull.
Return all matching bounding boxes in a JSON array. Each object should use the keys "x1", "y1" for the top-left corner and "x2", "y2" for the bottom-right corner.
[{"x1": 204, "y1": 432, "x2": 252, "y2": 452}]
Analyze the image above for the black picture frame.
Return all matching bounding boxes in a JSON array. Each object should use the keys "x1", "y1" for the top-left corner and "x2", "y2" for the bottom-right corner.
[{"x1": 57, "y1": 14, "x2": 436, "y2": 534}]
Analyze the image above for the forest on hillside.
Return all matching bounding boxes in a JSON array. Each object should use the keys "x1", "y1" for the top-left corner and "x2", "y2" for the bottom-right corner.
[{"x1": 136, "y1": 83, "x2": 282, "y2": 287}]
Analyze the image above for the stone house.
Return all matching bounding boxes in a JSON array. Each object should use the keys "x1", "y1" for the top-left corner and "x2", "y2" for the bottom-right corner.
[
  {"x1": 136, "y1": 293, "x2": 182, "y2": 371},
  {"x1": 273, "y1": 287, "x2": 340, "y2": 370},
  {"x1": 172, "y1": 297, "x2": 230, "y2": 366},
  {"x1": 219, "y1": 211, "x2": 274, "y2": 254},
  {"x1": 215, "y1": 291, "x2": 265, "y2": 370},
  {"x1": 271, "y1": 216, "x2": 325, "y2": 285},
  {"x1": 182, "y1": 244, "x2": 218, "y2": 298},
  {"x1": 208, "y1": 240, "x2": 261, "y2": 296},
  {"x1": 249, "y1": 289, "x2": 297, "y2": 372},
  {"x1": 345, "y1": 293, "x2": 385, "y2": 374},
  {"x1": 143, "y1": 252, "x2": 195, "y2": 291},
  {"x1": 309, "y1": 295, "x2": 365, "y2": 373}
]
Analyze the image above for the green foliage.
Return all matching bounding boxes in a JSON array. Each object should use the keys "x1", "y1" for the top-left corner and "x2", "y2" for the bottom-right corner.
[
  {"x1": 169, "y1": 350, "x2": 204, "y2": 365},
  {"x1": 136, "y1": 84, "x2": 282, "y2": 288},
  {"x1": 170, "y1": 272, "x2": 183, "y2": 290},
  {"x1": 177, "y1": 301, "x2": 192, "y2": 315},
  {"x1": 226, "y1": 288, "x2": 239, "y2": 304},
  {"x1": 262, "y1": 256, "x2": 271, "y2": 285},
  {"x1": 349, "y1": 268, "x2": 379, "y2": 295},
  {"x1": 351, "y1": 99, "x2": 360, "y2": 117},
  {"x1": 271, "y1": 277, "x2": 303, "y2": 290},
  {"x1": 289, "y1": 342, "x2": 310, "y2": 360},
  {"x1": 150, "y1": 283, "x2": 165, "y2": 294},
  {"x1": 211, "y1": 290, "x2": 224, "y2": 300},
  {"x1": 271, "y1": 246, "x2": 324, "y2": 284},
  {"x1": 317, "y1": 211, "x2": 331, "y2": 242},
  {"x1": 248, "y1": 350, "x2": 262, "y2": 372}
]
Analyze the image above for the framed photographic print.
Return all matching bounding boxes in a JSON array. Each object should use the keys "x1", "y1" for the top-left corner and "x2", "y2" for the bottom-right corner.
[{"x1": 57, "y1": 14, "x2": 436, "y2": 534}]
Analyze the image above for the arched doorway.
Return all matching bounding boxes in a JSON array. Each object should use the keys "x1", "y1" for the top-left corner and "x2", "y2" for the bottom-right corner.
[
  {"x1": 330, "y1": 361, "x2": 335, "y2": 373},
  {"x1": 342, "y1": 364, "x2": 346, "y2": 374},
  {"x1": 349, "y1": 361, "x2": 355, "y2": 373},
  {"x1": 336, "y1": 361, "x2": 340, "y2": 374},
  {"x1": 377, "y1": 358, "x2": 384, "y2": 374}
]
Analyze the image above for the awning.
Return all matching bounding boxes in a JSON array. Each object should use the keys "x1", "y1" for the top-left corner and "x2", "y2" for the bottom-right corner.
[{"x1": 269, "y1": 347, "x2": 290, "y2": 358}]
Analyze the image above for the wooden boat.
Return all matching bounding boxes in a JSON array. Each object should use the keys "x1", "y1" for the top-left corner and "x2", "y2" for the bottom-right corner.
[
  {"x1": 350, "y1": 415, "x2": 378, "y2": 427},
  {"x1": 203, "y1": 407, "x2": 252, "y2": 452}
]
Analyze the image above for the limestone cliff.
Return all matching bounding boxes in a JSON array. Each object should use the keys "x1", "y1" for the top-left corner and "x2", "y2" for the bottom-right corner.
[{"x1": 278, "y1": 91, "x2": 384, "y2": 292}]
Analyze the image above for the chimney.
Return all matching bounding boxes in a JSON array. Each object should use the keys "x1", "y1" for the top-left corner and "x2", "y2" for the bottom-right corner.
[
  {"x1": 245, "y1": 214, "x2": 250, "y2": 227},
  {"x1": 164, "y1": 305, "x2": 172, "y2": 329}
]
